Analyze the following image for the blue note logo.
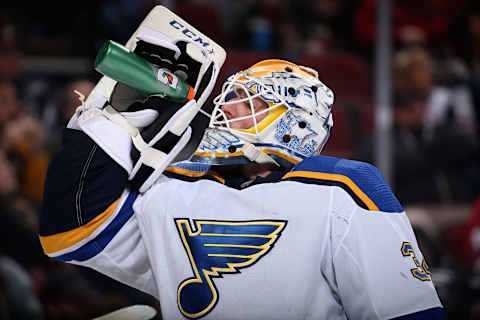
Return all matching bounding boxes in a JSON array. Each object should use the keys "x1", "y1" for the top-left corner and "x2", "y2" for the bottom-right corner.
[{"x1": 175, "y1": 219, "x2": 287, "y2": 319}]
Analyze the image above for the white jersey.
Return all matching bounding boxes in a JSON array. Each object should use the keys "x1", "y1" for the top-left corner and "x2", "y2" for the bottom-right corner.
[{"x1": 40, "y1": 152, "x2": 443, "y2": 319}]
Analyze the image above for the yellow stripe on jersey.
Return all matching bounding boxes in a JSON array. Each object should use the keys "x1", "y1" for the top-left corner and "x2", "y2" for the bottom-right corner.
[
  {"x1": 39, "y1": 197, "x2": 121, "y2": 255},
  {"x1": 165, "y1": 166, "x2": 225, "y2": 184},
  {"x1": 192, "y1": 148, "x2": 301, "y2": 165},
  {"x1": 263, "y1": 149, "x2": 301, "y2": 165},
  {"x1": 281, "y1": 171, "x2": 379, "y2": 211}
]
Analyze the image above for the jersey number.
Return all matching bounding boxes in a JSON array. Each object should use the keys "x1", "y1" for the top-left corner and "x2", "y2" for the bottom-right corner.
[{"x1": 401, "y1": 242, "x2": 431, "y2": 281}]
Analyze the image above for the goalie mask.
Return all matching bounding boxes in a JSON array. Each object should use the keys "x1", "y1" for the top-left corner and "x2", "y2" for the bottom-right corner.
[{"x1": 190, "y1": 59, "x2": 334, "y2": 168}]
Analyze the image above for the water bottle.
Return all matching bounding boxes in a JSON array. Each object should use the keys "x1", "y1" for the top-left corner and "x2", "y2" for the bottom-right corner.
[{"x1": 94, "y1": 40, "x2": 194, "y2": 102}]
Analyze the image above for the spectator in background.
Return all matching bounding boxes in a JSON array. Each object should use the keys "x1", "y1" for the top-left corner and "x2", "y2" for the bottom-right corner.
[
  {"x1": 290, "y1": 0, "x2": 358, "y2": 54},
  {"x1": 0, "y1": 79, "x2": 49, "y2": 269},
  {"x1": 425, "y1": 57, "x2": 477, "y2": 140},
  {"x1": 394, "y1": 48, "x2": 432, "y2": 99},
  {"x1": 393, "y1": 48, "x2": 479, "y2": 201},
  {"x1": 0, "y1": 79, "x2": 50, "y2": 204},
  {"x1": 394, "y1": 47, "x2": 477, "y2": 142},
  {"x1": 356, "y1": 88, "x2": 477, "y2": 204},
  {"x1": 0, "y1": 79, "x2": 46, "y2": 319},
  {"x1": 357, "y1": 46, "x2": 478, "y2": 204},
  {"x1": 450, "y1": 1, "x2": 480, "y2": 137},
  {"x1": 354, "y1": 0, "x2": 466, "y2": 55},
  {"x1": 357, "y1": 93, "x2": 438, "y2": 204},
  {"x1": 4, "y1": 116, "x2": 49, "y2": 204},
  {"x1": 229, "y1": 0, "x2": 286, "y2": 51}
]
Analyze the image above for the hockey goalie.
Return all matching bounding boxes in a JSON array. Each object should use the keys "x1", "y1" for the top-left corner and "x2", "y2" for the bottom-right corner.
[{"x1": 39, "y1": 6, "x2": 445, "y2": 320}]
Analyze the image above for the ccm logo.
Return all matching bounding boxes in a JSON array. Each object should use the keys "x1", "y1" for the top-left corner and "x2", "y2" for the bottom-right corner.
[{"x1": 169, "y1": 19, "x2": 212, "y2": 52}]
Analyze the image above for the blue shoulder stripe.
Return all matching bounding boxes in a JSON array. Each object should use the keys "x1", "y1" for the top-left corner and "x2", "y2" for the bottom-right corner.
[
  {"x1": 390, "y1": 307, "x2": 445, "y2": 320},
  {"x1": 283, "y1": 155, "x2": 403, "y2": 213},
  {"x1": 54, "y1": 191, "x2": 138, "y2": 262}
]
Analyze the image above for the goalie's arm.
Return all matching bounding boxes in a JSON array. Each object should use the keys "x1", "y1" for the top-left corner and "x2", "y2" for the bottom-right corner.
[
  {"x1": 37, "y1": 43, "x2": 216, "y2": 257},
  {"x1": 39, "y1": 128, "x2": 128, "y2": 240},
  {"x1": 38, "y1": 128, "x2": 158, "y2": 297}
]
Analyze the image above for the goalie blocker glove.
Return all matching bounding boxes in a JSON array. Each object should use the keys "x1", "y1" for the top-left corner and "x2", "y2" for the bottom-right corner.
[
  {"x1": 72, "y1": 34, "x2": 219, "y2": 193},
  {"x1": 127, "y1": 38, "x2": 216, "y2": 192}
]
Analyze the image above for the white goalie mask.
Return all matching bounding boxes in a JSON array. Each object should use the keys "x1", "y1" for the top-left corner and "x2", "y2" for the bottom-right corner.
[{"x1": 190, "y1": 59, "x2": 334, "y2": 168}]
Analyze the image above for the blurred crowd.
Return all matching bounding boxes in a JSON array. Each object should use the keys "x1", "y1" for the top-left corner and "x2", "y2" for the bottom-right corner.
[{"x1": 0, "y1": 0, "x2": 479, "y2": 319}]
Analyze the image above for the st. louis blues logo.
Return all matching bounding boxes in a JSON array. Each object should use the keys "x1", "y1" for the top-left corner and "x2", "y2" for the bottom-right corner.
[{"x1": 175, "y1": 219, "x2": 287, "y2": 319}]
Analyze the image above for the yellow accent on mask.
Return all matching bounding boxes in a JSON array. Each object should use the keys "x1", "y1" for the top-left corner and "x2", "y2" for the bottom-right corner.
[
  {"x1": 238, "y1": 104, "x2": 287, "y2": 134},
  {"x1": 239, "y1": 59, "x2": 318, "y2": 80}
]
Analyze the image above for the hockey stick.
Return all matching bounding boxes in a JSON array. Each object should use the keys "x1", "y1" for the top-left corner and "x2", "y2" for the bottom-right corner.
[{"x1": 92, "y1": 304, "x2": 157, "y2": 320}]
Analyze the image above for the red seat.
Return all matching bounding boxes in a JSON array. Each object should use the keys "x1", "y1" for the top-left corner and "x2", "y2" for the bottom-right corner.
[
  {"x1": 298, "y1": 52, "x2": 372, "y2": 105},
  {"x1": 322, "y1": 109, "x2": 354, "y2": 158}
]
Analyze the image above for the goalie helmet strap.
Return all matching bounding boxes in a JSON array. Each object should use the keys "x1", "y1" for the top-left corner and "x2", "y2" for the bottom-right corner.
[{"x1": 241, "y1": 143, "x2": 278, "y2": 165}]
